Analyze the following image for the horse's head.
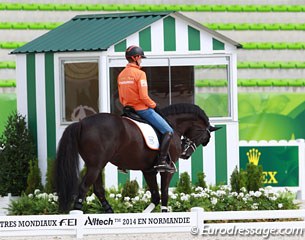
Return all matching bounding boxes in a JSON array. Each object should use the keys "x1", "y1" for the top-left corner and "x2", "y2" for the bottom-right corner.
[
  {"x1": 180, "y1": 124, "x2": 221, "y2": 159},
  {"x1": 161, "y1": 103, "x2": 221, "y2": 159}
]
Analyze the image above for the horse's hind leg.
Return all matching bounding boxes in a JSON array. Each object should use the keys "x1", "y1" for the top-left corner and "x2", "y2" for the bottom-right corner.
[
  {"x1": 143, "y1": 172, "x2": 160, "y2": 212},
  {"x1": 73, "y1": 166, "x2": 100, "y2": 210},
  {"x1": 93, "y1": 172, "x2": 114, "y2": 213}
]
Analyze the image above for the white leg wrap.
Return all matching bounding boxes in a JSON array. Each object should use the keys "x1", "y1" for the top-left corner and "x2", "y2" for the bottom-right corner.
[
  {"x1": 161, "y1": 206, "x2": 168, "y2": 212},
  {"x1": 143, "y1": 203, "x2": 155, "y2": 213}
]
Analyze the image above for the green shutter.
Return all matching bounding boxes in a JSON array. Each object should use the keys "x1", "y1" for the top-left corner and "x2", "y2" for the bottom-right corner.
[
  {"x1": 213, "y1": 38, "x2": 225, "y2": 50},
  {"x1": 26, "y1": 53, "x2": 37, "y2": 154},
  {"x1": 191, "y1": 145, "x2": 203, "y2": 183},
  {"x1": 118, "y1": 171, "x2": 130, "y2": 187},
  {"x1": 170, "y1": 161, "x2": 179, "y2": 187},
  {"x1": 114, "y1": 40, "x2": 126, "y2": 52},
  {"x1": 163, "y1": 16, "x2": 176, "y2": 51},
  {"x1": 215, "y1": 124, "x2": 227, "y2": 184},
  {"x1": 188, "y1": 26, "x2": 200, "y2": 51},
  {"x1": 139, "y1": 27, "x2": 151, "y2": 51},
  {"x1": 45, "y1": 53, "x2": 56, "y2": 159}
]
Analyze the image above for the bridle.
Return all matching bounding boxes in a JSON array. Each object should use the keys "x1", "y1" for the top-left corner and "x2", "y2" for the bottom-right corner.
[{"x1": 180, "y1": 126, "x2": 211, "y2": 157}]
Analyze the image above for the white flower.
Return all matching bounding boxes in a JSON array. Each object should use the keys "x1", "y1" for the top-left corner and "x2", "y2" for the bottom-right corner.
[
  {"x1": 216, "y1": 190, "x2": 226, "y2": 197},
  {"x1": 116, "y1": 193, "x2": 122, "y2": 198},
  {"x1": 144, "y1": 191, "x2": 151, "y2": 198},
  {"x1": 37, "y1": 193, "x2": 48, "y2": 199},
  {"x1": 254, "y1": 191, "x2": 262, "y2": 197},
  {"x1": 269, "y1": 196, "x2": 277, "y2": 201},
  {"x1": 168, "y1": 189, "x2": 175, "y2": 196},
  {"x1": 251, "y1": 203, "x2": 259, "y2": 210},
  {"x1": 180, "y1": 194, "x2": 190, "y2": 201},
  {"x1": 124, "y1": 196, "x2": 130, "y2": 201},
  {"x1": 171, "y1": 194, "x2": 177, "y2": 200},
  {"x1": 211, "y1": 197, "x2": 218, "y2": 205},
  {"x1": 240, "y1": 187, "x2": 247, "y2": 192},
  {"x1": 132, "y1": 196, "x2": 140, "y2": 202},
  {"x1": 28, "y1": 194, "x2": 33, "y2": 198},
  {"x1": 195, "y1": 186, "x2": 203, "y2": 192},
  {"x1": 86, "y1": 194, "x2": 95, "y2": 203},
  {"x1": 231, "y1": 192, "x2": 238, "y2": 197},
  {"x1": 125, "y1": 202, "x2": 133, "y2": 208},
  {"x1": 109, "y1": 193, "x2": 115, "y2": 198},
  {"x1": 34, "y1": 189, "x2": 40, "y2": 195},
  {"x1": 278, "y1": 203, "x2": 283, "y2": 209},
  {"x1": 238, "y1": 192, "x2": 244, "y2": 198}
]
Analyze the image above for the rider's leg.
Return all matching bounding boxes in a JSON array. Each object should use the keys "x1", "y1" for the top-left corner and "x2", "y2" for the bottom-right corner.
[
  {"x1": 155, "y1": 131, "x2": 173, "y2": 169},
  {"x1": 136, "y1": 108, "x2": 175, "y2": 172}
]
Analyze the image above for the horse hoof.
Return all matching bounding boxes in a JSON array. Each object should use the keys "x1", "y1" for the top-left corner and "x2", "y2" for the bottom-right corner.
[
  {"x1": 73, "y1": 203, "x2": 83, "y2": 210},
  {"x1": 105, "y1": 208, "x2": 114, "y2": 214}
]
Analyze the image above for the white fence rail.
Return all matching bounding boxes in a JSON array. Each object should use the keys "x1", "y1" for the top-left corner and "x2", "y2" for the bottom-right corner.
[{"x1": 1, "y1": 208, "x2": 305, "y2": 238}]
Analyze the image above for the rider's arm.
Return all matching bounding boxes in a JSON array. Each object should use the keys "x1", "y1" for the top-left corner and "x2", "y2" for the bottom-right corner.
[{"x1": 137, "y1": 72, "x2": 156, "y2": 109}]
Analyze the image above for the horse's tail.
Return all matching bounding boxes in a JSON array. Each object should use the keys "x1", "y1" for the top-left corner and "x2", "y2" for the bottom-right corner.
[{"x1": 54, "y1": 122, "x2": 81, "y2": 212}]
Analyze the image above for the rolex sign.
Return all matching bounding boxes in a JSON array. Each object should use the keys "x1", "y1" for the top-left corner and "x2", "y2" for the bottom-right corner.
[{"x1": 239, "y1": 144, "x2": 299, "y2": 187}]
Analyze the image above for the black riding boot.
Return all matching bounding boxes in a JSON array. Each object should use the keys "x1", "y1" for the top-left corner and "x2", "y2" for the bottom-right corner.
[{"x1": 154, "y1": 132, "x2": 175, "y2": 173}]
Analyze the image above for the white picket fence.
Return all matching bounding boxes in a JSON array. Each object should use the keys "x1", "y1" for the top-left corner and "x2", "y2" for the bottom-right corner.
[{"x1": 1, "y1": 208, "x2": 305, "y2": 238}]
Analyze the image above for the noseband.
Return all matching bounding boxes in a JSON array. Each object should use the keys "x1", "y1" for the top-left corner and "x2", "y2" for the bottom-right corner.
[
  {"x1": 181, "y1": 127, "x2": 211, "y2": 156},
  {"x1": 181, "y1": 138, "x2": 197, "y2": 156}
]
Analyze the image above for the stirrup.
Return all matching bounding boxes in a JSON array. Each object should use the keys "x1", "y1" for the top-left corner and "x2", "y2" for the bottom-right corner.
[{"x1": 154, "y1": 162, "x2": 176, "y2": 173}]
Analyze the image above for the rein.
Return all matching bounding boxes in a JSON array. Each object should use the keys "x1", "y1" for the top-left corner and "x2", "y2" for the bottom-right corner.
[{"x1": 181, "y1": 126, "x2": 211, "y2": 156}]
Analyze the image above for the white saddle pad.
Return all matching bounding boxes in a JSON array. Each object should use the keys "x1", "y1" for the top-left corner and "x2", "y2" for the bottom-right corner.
[{"x1": 123, "y1": 117, "x2": 159, "y2": 150}]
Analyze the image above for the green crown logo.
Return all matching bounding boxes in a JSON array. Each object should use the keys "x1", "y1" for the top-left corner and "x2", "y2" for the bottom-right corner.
[{"x1": 246, "y1": 148, "x2": 261, "y2": 166}]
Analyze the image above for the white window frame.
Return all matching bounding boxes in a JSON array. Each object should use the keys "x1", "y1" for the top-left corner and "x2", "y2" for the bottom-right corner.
[
  {"x1": 107, "y1": 54, "x2": 235, "y2": 121},
  {"x1": 58, "y1": 56, "x2": 100, "y2": 124}
]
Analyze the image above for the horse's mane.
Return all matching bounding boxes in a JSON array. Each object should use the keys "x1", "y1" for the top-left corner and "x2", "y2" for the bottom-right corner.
[{"x1": 161, "y1": 103, "x2": 209, "y2": 124}]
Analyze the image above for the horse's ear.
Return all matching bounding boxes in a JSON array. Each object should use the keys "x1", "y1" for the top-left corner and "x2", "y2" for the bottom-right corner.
[{"x1": 209, "y1": 126, "x2": 222, "y2": 132}]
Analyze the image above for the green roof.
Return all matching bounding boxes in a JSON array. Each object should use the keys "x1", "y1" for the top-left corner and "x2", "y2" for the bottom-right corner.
[{"x1": 11, "y1": 12, "x2": 172, "y2": 54}]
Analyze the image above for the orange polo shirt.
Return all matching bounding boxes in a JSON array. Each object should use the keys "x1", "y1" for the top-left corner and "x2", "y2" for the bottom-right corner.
[{"x1": 117, "y1": 63, "x2": 156, "y2": 111}]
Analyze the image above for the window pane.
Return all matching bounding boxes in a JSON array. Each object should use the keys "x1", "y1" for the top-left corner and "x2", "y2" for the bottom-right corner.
[
  {"x1": 143, "y1": 66, "x2": 169, "y2": 107},
  {"x1": 109, "y1": 59, "x2": 230, "y2": 118},
  {"x1": 170, "y1": 66, "x2": 194, "y2": 105},
  {"x1": 63, "y1": 61, "x2": 99, "y2": 121},
  {"x1": 110, "y1": 67, "x2": 123, "y2": 115},
  {"x1": 194, "y1": 65, "x2": 229, "y2": 117}
]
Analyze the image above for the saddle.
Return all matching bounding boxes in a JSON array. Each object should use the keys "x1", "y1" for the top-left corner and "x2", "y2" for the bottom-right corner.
[
  {"x1": 122, "y1": 106, "x2": 162, "y2": 149},
  {"x1": 122, "y1": 106, "x2": 149, "y2": 124}
]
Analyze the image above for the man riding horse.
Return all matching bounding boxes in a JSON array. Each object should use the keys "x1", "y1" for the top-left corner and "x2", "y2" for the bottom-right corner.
[{"x1": 117, "y1": 45, "x2": 175, "y2": 173}]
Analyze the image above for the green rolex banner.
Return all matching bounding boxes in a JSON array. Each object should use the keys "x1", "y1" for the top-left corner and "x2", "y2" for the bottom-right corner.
[{"x1": 239, "y1": 144, "x2": 300, "y2": 187}]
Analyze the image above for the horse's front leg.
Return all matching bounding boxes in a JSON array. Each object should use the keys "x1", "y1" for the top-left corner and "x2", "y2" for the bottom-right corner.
[
  {"x1": 142, "y1": 171, "x2": 160, "y2": 213},
  {"x1": 160, "y1": 172, "x2": 174, "y2": 212}
]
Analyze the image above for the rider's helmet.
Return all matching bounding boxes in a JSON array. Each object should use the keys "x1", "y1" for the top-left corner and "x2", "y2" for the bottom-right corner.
[{"x1": 125, "y1": 45, "x2": 146, "y2": 61}]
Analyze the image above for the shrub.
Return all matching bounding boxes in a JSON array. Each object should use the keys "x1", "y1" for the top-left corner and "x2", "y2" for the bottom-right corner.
[
  {"x1": 246, "y1": 163, "x2": 264, "y2": 192},
  {"x1": 121, "y1": 180, "x2": 139, "y2": 199},
  {"x1": 176, "y1": 172, "x2": 192, "y2": 194},
  {"x1": 8, "y1": 185, "x2": 300, "y2": 215},
  {"x1": 195, "y1": 172, "x2": 207, "y2": 189},
  {"x1": 230, "y1": 166, "x2": 246, "y2": 193},
  {"x1": 8, "y1": 190, "x2": 58, "y2": 215},
  {"x1": 25, "y1": 158, "x2": 43, "y2": 195},
  {"x1": 0, "y1": 112, "x2": 36, "y2": 196},
  {"x1": 44, "y1": 159, "x2": 56, "y2": 193}
]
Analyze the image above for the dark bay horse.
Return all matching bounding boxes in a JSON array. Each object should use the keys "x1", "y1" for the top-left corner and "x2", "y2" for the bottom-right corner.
[{"x1": 54, "y1": 103, "x2": 219, "y2": 213}]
